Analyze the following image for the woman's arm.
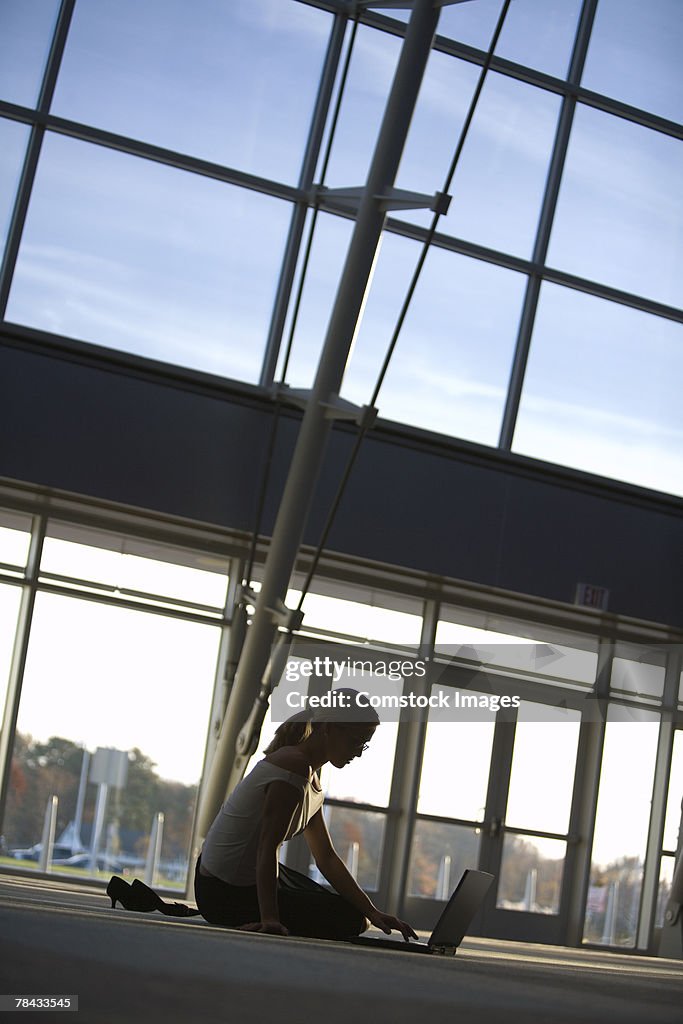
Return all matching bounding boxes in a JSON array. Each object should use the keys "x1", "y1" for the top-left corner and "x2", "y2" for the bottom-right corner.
[
  {"x1": 243, "y1": 780, "x2": 303, "y2": 935},
  {"x1": 304, "y1": 810, "x2": 418, "y2": 940}
]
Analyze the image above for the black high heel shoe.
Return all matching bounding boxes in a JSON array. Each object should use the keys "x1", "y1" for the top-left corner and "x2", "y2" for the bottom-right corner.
[
  {"x1": 107, "y1": 875, "x2": 199, "y2": 917},
  {"x1": 106, "y1": 875, "x2": 135, "y2": 909},
  {"x1": 131, "y1": 879, "x2": 200, "y2": 917}
]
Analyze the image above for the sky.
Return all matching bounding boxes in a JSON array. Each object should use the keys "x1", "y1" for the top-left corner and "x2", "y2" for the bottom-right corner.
[{"x1": 0, "y1": 0, "x2": 681, "y2": 495}]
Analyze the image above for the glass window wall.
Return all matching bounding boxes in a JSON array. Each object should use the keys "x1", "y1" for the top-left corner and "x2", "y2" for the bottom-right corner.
[
  {"x1": 341, "y1": 235, "x2": 527, "y2": 446},
  {"x1": 0, "y1": 509, "x2": 32, "y2": 569},
  {"x1": 582, "y1": 0, "x2": 683, "y2": 124},
  {"x1": 662, "y1": 730, "x2": 683, "y2": 855},
  {"x1": 513, "y1": 284, "x2": 683, "y2": 496},
  {"x1": 0, "y1": 0, "x2": 60, "y2": 108},
  {"x1": 417, "y1": 704, "x2": 495, "y2": 821},
  {"x1": 6, "y1": 132, "x2": 292, "y2": 382},
  {"x1": 1, "y1": 1, "x2": 680, "y2": 501},
  {"x1": 436, "y1": 607, "x2": 599, "y2": 688},
  {"x1": 505, "y1": 704, "x2": 581, "y2": 836},
  {"x1": 5, "y1": 590, "x2": 220, "y2": 886},
  {"x1": 548, "y1": 104, "x2": 683, "y2": 309},
  {"x1": 312, "y1": 805, "x2": 386, "y2": 892},
  {"x1": 40, "y1": 522, "x2": 229, "y2": 610},
  {"x1": 407, "y1": 820, "x2": 480, "y2": 899},
  {"x1": 397, "y1": 73, "x2": 561, "y2": 260},
  {"x1": 51, "y1": 0, "x2": 332, "y2": 184},
  {"x1": 584, "y1": 707, "x2": 660, "y2": 947},
  {"x1": 610, "y1": 646, "x2": 666, "y2": 704},
  {"x1": 497, "y1": 834, "x2": 566, "y2": 914}
]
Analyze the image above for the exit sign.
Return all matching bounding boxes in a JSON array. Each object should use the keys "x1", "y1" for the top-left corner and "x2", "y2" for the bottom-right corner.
[{"x1": 575, "y1": 583, "x2": 609, "y2": 611}]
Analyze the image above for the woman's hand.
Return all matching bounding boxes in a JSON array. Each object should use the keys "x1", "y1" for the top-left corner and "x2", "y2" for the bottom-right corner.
[
  {"x1": 240, "y1": 919, "x2": 290, "y2": 936},
  {"x1": 366, "y1": 908, "x2": 418, "y2": 942}
]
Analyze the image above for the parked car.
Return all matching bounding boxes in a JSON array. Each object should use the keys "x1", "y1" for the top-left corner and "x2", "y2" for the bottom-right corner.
[{"x1": 10, "y1": 844, "x2": 122, "y2": 872}]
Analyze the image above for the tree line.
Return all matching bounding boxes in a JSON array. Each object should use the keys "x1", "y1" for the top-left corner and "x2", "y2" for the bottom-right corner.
[{"x1": 4, "y1": 733, "x2": 197, "y2": 864}]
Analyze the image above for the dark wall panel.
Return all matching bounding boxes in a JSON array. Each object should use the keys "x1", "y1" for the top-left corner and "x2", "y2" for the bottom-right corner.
[
  {"x1": 2, "y1": 341, "x2": 681, "y2": 626},
  {"x1": 1, "y1": 344, "x2": 270, "y2": 529}
]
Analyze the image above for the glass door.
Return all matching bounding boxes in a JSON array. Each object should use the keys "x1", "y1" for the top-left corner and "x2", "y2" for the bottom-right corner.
[
  {"x1": 403, "y1": 692, "x2": 583, "y2": 943},
  {"x1": 478, "y1": 700, "x2": 582, "y2": 943},
  {"x1": 403, "y1": 689, "x2": 497, "y2": 929}
]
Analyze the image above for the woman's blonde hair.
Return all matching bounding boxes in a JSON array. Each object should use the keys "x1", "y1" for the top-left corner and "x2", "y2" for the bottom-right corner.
[
  {"x1": 264, "y1": 688, "x2": 379, "y2": 754},
  {"x1": 263, "y1": 712, "x2": 316, "y2": 754}
]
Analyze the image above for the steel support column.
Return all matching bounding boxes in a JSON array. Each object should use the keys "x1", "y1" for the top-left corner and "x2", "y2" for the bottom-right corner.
[
  {"x1": 0, "y1": 516, "x2": 46, "y2": 833},
  {"x1": 564, "y1": 638, "x2": 612, "y2": 945},
  {"x1": 638, "y1": 647, "x2": 682, "y2": 951},
  {"x1": 197, "y1": 0, "x2": 441, "y2": 838},
  {"x1": 380, "y1": 597, "x2": 439, "y2": 916}
]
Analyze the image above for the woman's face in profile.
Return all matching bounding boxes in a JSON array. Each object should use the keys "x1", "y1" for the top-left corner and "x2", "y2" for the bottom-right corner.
[{"x1": 327, "y1": 723, "x2": 377, "y2": 769}]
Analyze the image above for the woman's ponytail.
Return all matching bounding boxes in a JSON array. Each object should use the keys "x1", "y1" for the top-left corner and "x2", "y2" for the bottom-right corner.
[{"x1": 263, "y1": 714, "x2": 313, "y2": 754}]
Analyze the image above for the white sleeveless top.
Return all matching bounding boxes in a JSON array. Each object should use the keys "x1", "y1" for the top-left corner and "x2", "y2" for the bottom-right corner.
[{"x1": 200, "y1": 759, "x2": 325, "y2": 885}]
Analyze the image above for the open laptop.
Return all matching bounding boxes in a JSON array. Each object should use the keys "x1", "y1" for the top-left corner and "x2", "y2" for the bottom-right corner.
[{"x1": 348, "y1": 869, "x2": 494, "y2": 957}]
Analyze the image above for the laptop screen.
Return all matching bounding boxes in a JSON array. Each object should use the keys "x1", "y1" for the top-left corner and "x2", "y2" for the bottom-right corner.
[{"x1": 429, "y1": 870, "x2": 494, "y2": 947}]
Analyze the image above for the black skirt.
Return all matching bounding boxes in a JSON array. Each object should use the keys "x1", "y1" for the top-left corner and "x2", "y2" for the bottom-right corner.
[{"x1": 194, "y1": 856, "x2": 366, "y2": 939}]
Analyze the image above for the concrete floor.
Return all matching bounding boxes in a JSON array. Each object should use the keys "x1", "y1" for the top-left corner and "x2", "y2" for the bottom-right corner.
[{"x1": 1, "y1": 875, "x2": 681, "y2": 1024}]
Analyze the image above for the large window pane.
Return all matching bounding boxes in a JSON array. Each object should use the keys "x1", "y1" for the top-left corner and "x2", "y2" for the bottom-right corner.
[
  {"x1": 3, "y1": 592, "x2": 220, "y2": 885},
  {"x1": 497, "y1": 834, "x2": 566, "y2": 914},
  {"x1": 505, "y1": 703, "x2": 581, "y2": 835},
  {"x1": 0, "y1": 0, "x2": 59, "y2": 107},
  {"x1": 51, "y1": 0, "x2": 331, "y2": 184},
  {"x1": 0, "y1": 118, "x2": 30, "y2": 262},
  {"x1": 418, "y1": 703, "x2": 495, "y2": 821},
  {"x1": 548, "y1": 104, "x2": 683, "y2": 309},
  {"x1": 310, "y1": 806, "x2": 385, "y2": 891},
  {"x1": 408, "y1": 820, "x2": 480, "y2": 899},
  {"x1": 436, "y1": 606, "x2": 598, "y2": 687},
  {"x1": 287, "y1": 582, "x2": 422, "y2": 647},
  {"x1": 6, "y1": 133, "x2": 291, "y2": 382},
  {"x1": 486, "y1": 0, "x2": 581, "y2": 80},
  {"x1": 40, "y1": 523, "x2": 228, "y2": 609},
  {"x1": 391, "y1": 0, "x2": 582, "y2": 79},
  {"x1": 513, "y1": 284, "x2": 683, "y2": 496},
  {"x1": 283, "y1": 225, "x2": 527, "y2": 445},
  {"x1": 610, "y1": 646, "x2": 666, "y2": 703},
  {"x1": 397, "y1": 73, "x2": 561, "y2": 259},
  {"x1": 584, "y1": 707, "x2": 659, "y2": 947},
  {"x1": 320, "y1": 677, "x2": 401, "y2": 809},
  {"x1": 582, "y1": 0, "x2": 683, "y2": 124},
  {"x1": 341, "y1": 236, "x2": 527, "y2": 446},
  {"x1": 0, "y1": 509, "x2": 32, "y2": 568},
  {"x1": 663, "y1": 730, "x2": 683, "y2": 853}
]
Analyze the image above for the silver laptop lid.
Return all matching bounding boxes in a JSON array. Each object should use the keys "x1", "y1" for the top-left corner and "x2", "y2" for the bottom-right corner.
[{"x1": 428, "y1": 869, "x2": 494, "y2": 948}]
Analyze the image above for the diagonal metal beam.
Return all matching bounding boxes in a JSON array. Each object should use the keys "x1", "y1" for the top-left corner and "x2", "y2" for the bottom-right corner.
[{"x1": 196, "y1": 0, "x2": 442, "y2": 838}]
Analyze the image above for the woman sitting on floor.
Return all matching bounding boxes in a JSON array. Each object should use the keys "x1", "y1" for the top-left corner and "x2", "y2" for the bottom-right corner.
[{"x1": 194, "y1": 689, "x2": 416, "y2": 940}]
